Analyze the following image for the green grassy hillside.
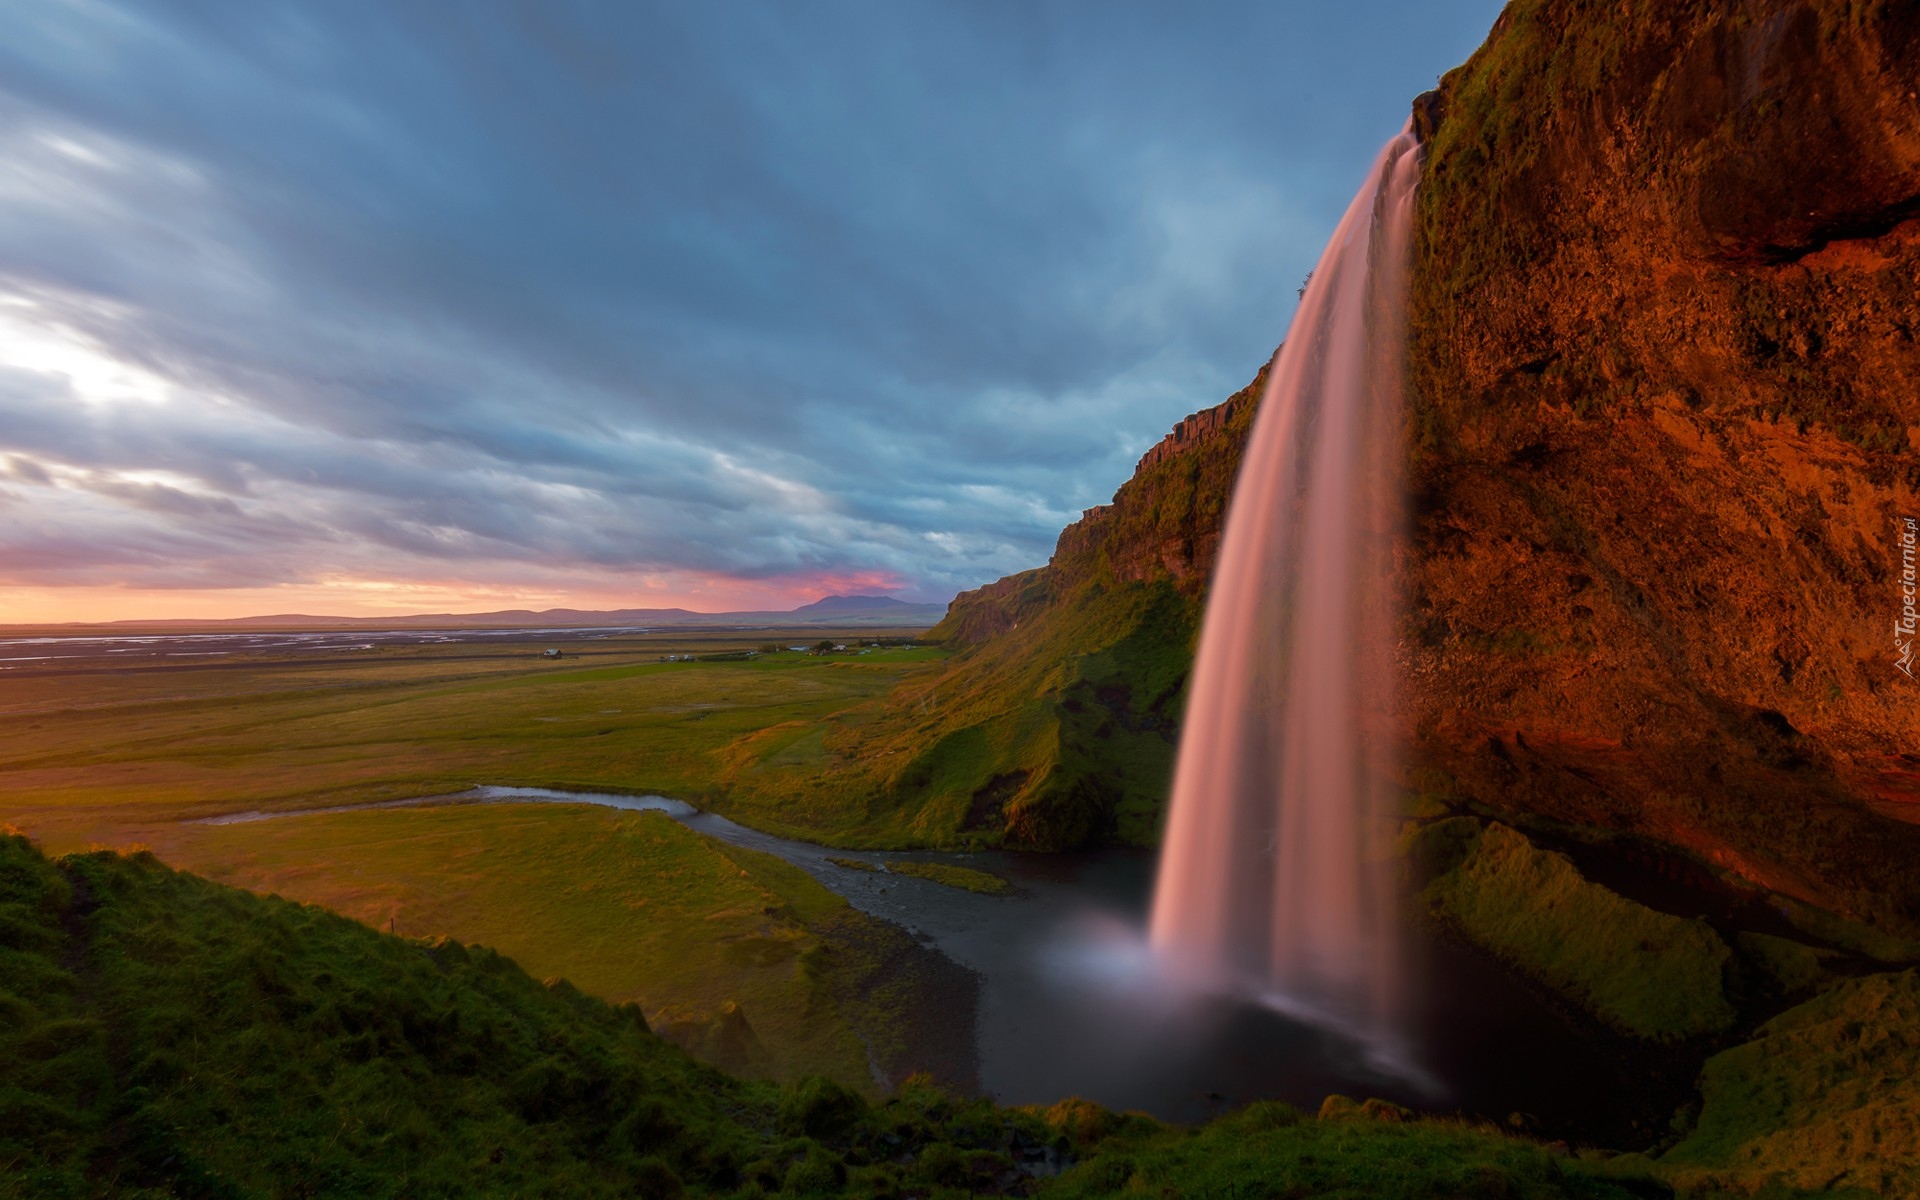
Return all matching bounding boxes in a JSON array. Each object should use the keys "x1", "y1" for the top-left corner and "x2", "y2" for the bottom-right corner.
[
  {"x1": 0, "y1": 832, "x2": 1677, "y2": 1199},
  {"x1": 714, "y1": 580, "x2": 1200, "y2": 852},
  {"x1": 161, "y1": 803, "x2": 973, "y2": 1093},
  {"x1": 0, "y1": 830, "x2": 759, "y2": 1197},
  {"x1": 715, "y1": 371, "x2": 1266, "y2": 853}
]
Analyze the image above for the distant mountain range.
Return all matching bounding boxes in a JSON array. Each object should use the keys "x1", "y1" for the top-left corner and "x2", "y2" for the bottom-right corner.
[{"x1": 84, "y1": 594, "x2": 948, "y2": 630}]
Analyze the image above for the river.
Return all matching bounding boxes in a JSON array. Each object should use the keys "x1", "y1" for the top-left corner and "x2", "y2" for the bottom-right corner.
[{"x1": 203, "y1": 785, "x2": 1641, "y2": 1134}]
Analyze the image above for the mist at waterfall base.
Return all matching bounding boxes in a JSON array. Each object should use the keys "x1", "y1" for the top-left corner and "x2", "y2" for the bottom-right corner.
[{"x1": 1010, "y1": 870, "x2": 1632, "y2": 1131}]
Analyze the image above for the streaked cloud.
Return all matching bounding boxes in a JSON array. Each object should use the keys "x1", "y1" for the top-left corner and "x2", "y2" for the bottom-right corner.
[{"x1": 0, "y1": 0, "x2": 1501, "y2": 620}]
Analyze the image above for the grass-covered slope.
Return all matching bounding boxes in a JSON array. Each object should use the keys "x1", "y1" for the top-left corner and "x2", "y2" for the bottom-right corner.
[
  {"x1": 710, "y1": 578, "x2": 1199, "y2": 851},
  {"x1": 1664, "y1": 970, "x2": 1920, "y2": 1196},
  {"x1": 158, "y1": 804, "x2": 974, "y2": 1094},
  {"x1": 715, "y1": 370, "x2": 1266, "y2": 852},
  {"x1": 1410, "y1": 819, "x2": 1738, "y2": 1042},
  {"x1": 0, "y1": 830, "x2": 759, "y2": 1197},
  {"x1": 0, "y1": 833, "x2": 1674, "y2": 1199}
]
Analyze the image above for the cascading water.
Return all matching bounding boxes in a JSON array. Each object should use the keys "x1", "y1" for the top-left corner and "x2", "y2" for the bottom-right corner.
[{"x1": 1149, "y1": 127, "x2": 1420, "y2": 1062}]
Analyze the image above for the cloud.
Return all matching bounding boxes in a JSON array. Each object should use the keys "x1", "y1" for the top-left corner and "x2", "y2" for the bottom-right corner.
[{"x1": 0, "y1": 0, "x2": 1504, "y2": 616}]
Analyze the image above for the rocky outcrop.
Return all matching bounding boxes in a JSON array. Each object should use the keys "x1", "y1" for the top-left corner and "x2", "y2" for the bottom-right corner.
[
  {"x1": 1404, "y1": 0, "x2": 1920, "y2": 931},
  {"x1": 938, "y1": 372, "x2": 1264, "y2": 653},
  {"x1": 933, "y1": 568, "x2": 1050, "y2": 648},
  {"x1": 1048, "y1": 382, "x2": 1261, "y2": 593}
]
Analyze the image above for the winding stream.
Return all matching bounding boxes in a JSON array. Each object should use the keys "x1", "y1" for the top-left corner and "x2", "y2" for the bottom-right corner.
[{"x1": 204, "y1": 786, "x2": 1640, "y2": 1132}]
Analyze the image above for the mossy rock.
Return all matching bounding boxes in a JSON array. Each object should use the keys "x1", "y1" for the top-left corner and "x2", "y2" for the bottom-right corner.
[
  {"x1": 1735, "y1": 932, "x2": 1837, "y2": 996},
  {"x1": 1775, "y1": 898, "x2": 1920, "y2": 966},
  {"x1": 1399, "y1": 815, "x2": 1485, "y2": 882},
  {"x1": 1663, "y1": 970, "x2": 1920, "y2": 1195},
  {"x1": 1420, "y1": 822, "x2": 1738, "y2": 1041}
]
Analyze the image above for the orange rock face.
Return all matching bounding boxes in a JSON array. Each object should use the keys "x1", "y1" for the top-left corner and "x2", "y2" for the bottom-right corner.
[
  {"x1": 909, "y1": 4, "x2": 1920, "y2": 907},
  {"x1": 1405, "y1": 0, "x2": 1920, "y2": 928}
]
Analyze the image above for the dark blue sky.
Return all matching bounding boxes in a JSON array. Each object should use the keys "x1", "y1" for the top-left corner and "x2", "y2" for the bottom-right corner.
[{"x1": 0, "y1": 0, "x2": 1503, "y2": 620}]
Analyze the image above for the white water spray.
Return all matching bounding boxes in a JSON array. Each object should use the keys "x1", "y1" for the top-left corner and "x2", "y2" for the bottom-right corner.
[{"x1": 1149, "y1": 129, "x2": 1419, "y2": 1060}]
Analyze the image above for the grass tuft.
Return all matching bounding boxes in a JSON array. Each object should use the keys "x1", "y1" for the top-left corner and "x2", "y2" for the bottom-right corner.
[{"x1": 883, "y1": 861, "x2": 1012, "y2": 895}]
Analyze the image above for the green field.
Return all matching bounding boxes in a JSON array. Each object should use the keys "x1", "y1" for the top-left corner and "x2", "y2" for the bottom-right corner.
[
  {"x1": 0, "y1": 631, "x2": 946, "y2": 854},
  {"x1": 0, "y1": 629, "x2": 958, "y2": 1090},
  {"x1": 159, "y1": 804, "x2": 968, "y2": 1092}
]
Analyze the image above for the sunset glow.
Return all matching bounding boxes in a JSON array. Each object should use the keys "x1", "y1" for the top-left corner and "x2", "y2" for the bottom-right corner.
[
  {"x1": 0, "y1": 2, "x2": 1494, "y2": 626},
  {"x1": 0, "y1": 568, "x2": 916, "y2": 626}
]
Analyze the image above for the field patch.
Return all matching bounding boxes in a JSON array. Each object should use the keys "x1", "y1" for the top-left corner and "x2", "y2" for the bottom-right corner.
[{"x1": 161, "y1": 803, "x2": 970, "y2": 1091}]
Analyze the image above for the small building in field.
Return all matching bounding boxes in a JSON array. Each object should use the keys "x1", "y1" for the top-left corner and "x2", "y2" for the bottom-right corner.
[{"x1": 542, "y1": 648, "x2": 562, "y2": 659}]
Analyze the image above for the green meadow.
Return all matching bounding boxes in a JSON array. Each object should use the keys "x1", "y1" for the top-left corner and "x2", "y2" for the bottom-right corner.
[
  {"x1": 0, "y1": 630, "x2": 956, "y2": 1090},
  {"x1": 0, "y1": 631, "x2": 946, "y2": 852},
  {"x1": 161, "y1": 805, "x2": 967, "y2": 1093}
]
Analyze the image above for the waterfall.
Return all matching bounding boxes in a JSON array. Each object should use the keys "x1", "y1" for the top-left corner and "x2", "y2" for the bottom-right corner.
[{"x1": 1148, "y1": 128, "x2": 1419, "y2": 1056}]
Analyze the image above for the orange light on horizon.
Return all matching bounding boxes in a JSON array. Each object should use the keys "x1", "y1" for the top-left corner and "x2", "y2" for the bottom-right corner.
[{"x1": 0, "y1": 568, "x2": 919, "y2": 627}]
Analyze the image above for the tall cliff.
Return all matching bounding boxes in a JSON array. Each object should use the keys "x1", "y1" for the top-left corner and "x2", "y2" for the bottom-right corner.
[
  {"x1": 891, "y1": 372, "x2": 1263, "y2": 849},
  {"x1": 724, "y1": 2, "x2": 1920, "y2": 916},
  {"x1": 1405, "y1": 0, "x2": 1920, "y2": 932}
]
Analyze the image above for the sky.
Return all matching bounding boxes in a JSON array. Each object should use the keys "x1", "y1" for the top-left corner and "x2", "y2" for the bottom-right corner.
[{"x1": 0, "y1": 0, "x2": 1504, "y2": 622}]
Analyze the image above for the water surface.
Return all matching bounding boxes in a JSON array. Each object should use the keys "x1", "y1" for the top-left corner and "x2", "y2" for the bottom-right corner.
[{"x1": 209, "y1": 785, "x2": 1639, "y2": 1133}]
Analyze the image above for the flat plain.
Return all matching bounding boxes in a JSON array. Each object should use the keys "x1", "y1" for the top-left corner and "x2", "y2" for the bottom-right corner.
[
  {"x1": 0, "y1": 629, "x2": 943, "y2": 850},
  {"x1": 0, "y1": 627, "x2": 961, "y2": 1091}
]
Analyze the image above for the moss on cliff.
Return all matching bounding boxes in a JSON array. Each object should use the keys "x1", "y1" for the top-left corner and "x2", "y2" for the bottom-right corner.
[
  {"x1": 1412, "y1": 819, "x2": 1740, "y2": 1042},
  {"x1": 1663, "y1": 969, "x2": 1920, "y2": 1196}
]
